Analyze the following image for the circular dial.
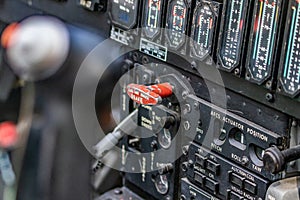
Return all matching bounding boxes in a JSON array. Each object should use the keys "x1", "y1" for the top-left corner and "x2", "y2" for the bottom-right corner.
[
  {"x1": 158, "y1": 129, "x2": 172, "y2": 149},
  {"x1": 154, "y1": 174, "x2": 169, "y2": 195},
  {"x1": 110, "y1": 0, "x2": 139, "y2": 30},
  {"x1": 248, "y1": 0, "x2": 279, "y2": 83},
  {"x1": 281, "y1": 0, "x2": 300, "y2": 96},
  {"x1": 143, "y1": 0, "x2": 163, "y2": 38},
  {"x1": 166, "y1": 0, "x2": 188, "y2": 49},
  {"x1": 191, "y1": 3, "x2": 215, "y2": 59},
  {"x1": 219, "y1": 0, "x2": 248, "y2": 70}
]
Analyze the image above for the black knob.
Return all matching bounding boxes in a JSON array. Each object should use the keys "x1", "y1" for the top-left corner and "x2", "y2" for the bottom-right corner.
[
  {"x1": 263, "y1": 145, "x2": 300, "y2": 174},
  {"x1": 160, "y1": 116, "x2": 175, "y2": 129}
]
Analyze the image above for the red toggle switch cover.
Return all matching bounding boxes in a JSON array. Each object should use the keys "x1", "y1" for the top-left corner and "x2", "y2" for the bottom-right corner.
[{"x1": 126, "y1": 83, "x2": 173, "y2": 105}]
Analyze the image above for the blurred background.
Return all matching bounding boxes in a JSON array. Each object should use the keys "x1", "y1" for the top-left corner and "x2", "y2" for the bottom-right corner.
[{"x1": 0, "y1": 1, "x2": 123, "y2": 200}]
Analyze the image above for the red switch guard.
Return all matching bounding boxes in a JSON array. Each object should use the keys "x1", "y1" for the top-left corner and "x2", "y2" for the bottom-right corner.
[{"x1": 126, "y1": 83, "x2": 173, "y2": 105}]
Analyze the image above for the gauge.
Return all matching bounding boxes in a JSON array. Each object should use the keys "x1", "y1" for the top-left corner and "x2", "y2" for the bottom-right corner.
[
  {"x1": 165, "y1": 0, "x2": 189, "y2": 49},
  {"x1": 280, "y1": 0, "x2": 300, "y2": 96},
  {"x1": 218, "y1": 0, "x2": 249, "y2": 71},
  {"x1": 143, "y1": 0, "x2": 164, "y2": 39},
  {"x1": 246, "y1": 0, "x2": 281, "y2": 84},
  {"x1": 158, "y1": 129, "x2": 172, "y2": 149},
  {"x1": 109, "y1": 0, "x2": 139, "y2": 30},
  {"x1": 154, "y1": 174, "x2": 169, "y2": 195},
  {"x1": 191, "y1": 1, "x2": 216, "y2": 60}
]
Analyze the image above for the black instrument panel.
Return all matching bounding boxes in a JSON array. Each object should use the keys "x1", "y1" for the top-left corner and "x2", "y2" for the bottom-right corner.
[{"x1": 1, "y1": 1, "x2": 300, "y2": 200}]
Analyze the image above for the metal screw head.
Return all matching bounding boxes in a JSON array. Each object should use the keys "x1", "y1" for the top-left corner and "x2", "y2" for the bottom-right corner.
[
  {"x1": 143, "y1": 74, "x2": 149, "y2": 82},
  {"x1": 114, "y1": 189, "x2": 123, "y2": 195},
  {"x1": 234, "y1": 68, "x2": 240, "y2": 76},
  {"x1": 265, "y1": 93, "x2": 274, "y2": 103},
  {"x1": 182, "y1": 91, "x2": 189, "y2": 99},
  {"x1": 193, "y1": 101, "x2": 199, "y2": 109},
  {"x1": 182, "y1": 145, "x2": 189, "y2": 155},
  {"x1": 181, "y1": 162, "x2": 188, "y2": 172},
  {"x1": 266, "y1": 81, "x2": 272, "y2": 89},
  {"x1": 184, "y1": 121, "x2": 191, "y2": 131},
  {"x1": 241, "y1": 156, "x2": 249, "y2": 165},
  {"x1": 165, "y1": 195, "x2": 171, "y2": 200},
  {"x1": 184, "y1": 104, "x2": 191, "y2": 114},
  {"x1": 191, "y1": 61, "x2": 197, "y2": 69},
  {"x1": 188, "y1": 159, "x2": 194, "y2": 167}
]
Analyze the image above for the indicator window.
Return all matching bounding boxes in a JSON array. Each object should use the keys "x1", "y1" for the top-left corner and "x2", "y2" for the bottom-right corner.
[
  {"x1": 165, "y1": 0, "x2": 189, "y2": 49},
  {"x1": 246, "y1": 0, "x2": 280, "y2": 84},
  {"x1": 249, "y1": 144, "x2": 265, "y2": 166},
  {"x1": 143, "y1": 0, "x2": 163, "y2": 39},
  {"x1": 279, "y1": 0, "x2": 300, "y2": 96},
  {"x1": 218, "y1": 0, "x2": 249, "y2": 71},
  {"x1": 229, "y1": 128, "x2": 247, "y2": 150},
  {"x1": 109, "y1": 0, "x2": 139, "y2": 30},
  {"x1": 191, "y1": 1, "x2": 216, "y2": 60}
]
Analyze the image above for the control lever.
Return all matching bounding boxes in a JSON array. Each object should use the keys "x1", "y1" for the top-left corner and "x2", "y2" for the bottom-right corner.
[
  {"x1": 1, "y1": 16, "x2": 70, "y2": 81},
  {"x1": 126, "y1": 83, "x2": 173, "y2": 105},
  {"x1": 94, "y1": 109, "x2": 138, "y2": 160},
  {"x1": 263, "y1": 145, "x2": 300, "y2": 174}
]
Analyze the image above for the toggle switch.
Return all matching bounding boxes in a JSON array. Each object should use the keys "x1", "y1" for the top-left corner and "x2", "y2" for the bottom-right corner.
[{"x1": 126, "y1": 83, "x2": 173, "y2": 105}]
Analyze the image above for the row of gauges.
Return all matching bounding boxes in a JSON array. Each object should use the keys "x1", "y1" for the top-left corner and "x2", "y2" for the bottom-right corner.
[{"x1": 108, "y1": 0, "x2": 300, "y2": 98}]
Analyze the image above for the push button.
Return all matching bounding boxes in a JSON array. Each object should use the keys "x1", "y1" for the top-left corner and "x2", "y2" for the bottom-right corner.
[
  {"x1": 229, "y1": 172, "x2": 244, "y2": 188},
  {"x1": 244, "y1": 180, "x2": 257, "y2": 194},
  {"x1": 206, "y1": 160, "x2": 220, "y2": 175},
  {"x1": 195, "y1": 154, "x2": 206, "y2": 168},
  {"x1": 229, "y1": 191, "x2": 244, "y2": 200},
  {"x1": 205, "y1": 178, "x2": 219, "y2": 193},
  {"x1": 194, "y1": 172, "x2": 206, "y2": 186}
]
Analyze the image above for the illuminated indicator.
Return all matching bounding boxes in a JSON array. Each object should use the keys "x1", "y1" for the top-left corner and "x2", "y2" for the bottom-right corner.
[
  {"x1": 281, "y1": 0, "x2": 300, "y2": 96},
  {"x1": 247, "y1": 0, "x2": 279, "y2": 83},
  {"x1": 219, "y1": 0, "x2": 248, "y2": 70},
  {"x1": 110, "y1": 0, "x2": 139, "y2": 30},
  {"x1": 166, "y1": 0, "x2": 188, "y2": 49},
  {"x1": 191, "y1": 2, "x2": 215, "y2": 59},
  {"x1": 144, "y1": 0, "x2": 163, "y2": 38}
]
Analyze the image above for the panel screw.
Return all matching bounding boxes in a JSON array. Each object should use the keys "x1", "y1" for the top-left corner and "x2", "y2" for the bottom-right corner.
[
  {"x1": 234, "y1": 68, "x2": 240, "y2": 76},
  {"x1": 241, "y1": 156, "x2": 249, "y2": 165},
  {"x1": 181, "y1": 162, "x2": 188, "y2": 172},
  {"x1": 266, "y1": 93, "x2": 274, "y2": 103},
  {"x1": 180, "y1": 195, "x2": 186, "y2": 200},
  {"x1": 182, "y1": 145, "x2": 189, "y2": 155},
  {"x1": 114, "y1": 189, "x2": 123, "y2": 195},
  {"x1": 184, "y1": 121, "x2": 191, "y2": 130},
  {"x1": 191, "y1": 61, "x2": 197, "y2": 69}
]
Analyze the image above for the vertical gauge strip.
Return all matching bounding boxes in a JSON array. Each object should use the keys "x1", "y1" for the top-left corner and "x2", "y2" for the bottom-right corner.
[
  {"x1": 190, "y1": 1, "x2": 216, "y2": 60},
  {"x1": 143, "y1": 0, "x2": 164, "y2": 39},
  {"x1": 246, "y1": 0, "x2": 280, "y2": 84},
  {"x1": 279, "y1": 0, "x2": 300, "y2": 97},
  {"x1": 165, "y1": 0, "x2": 189, "y2": 50},
  {"x1": 218, "y1": 0, "x2": 249, "y2": 72},
  {"x1": 109, "y1": 0, "x2": 139, "y2": 30}
]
